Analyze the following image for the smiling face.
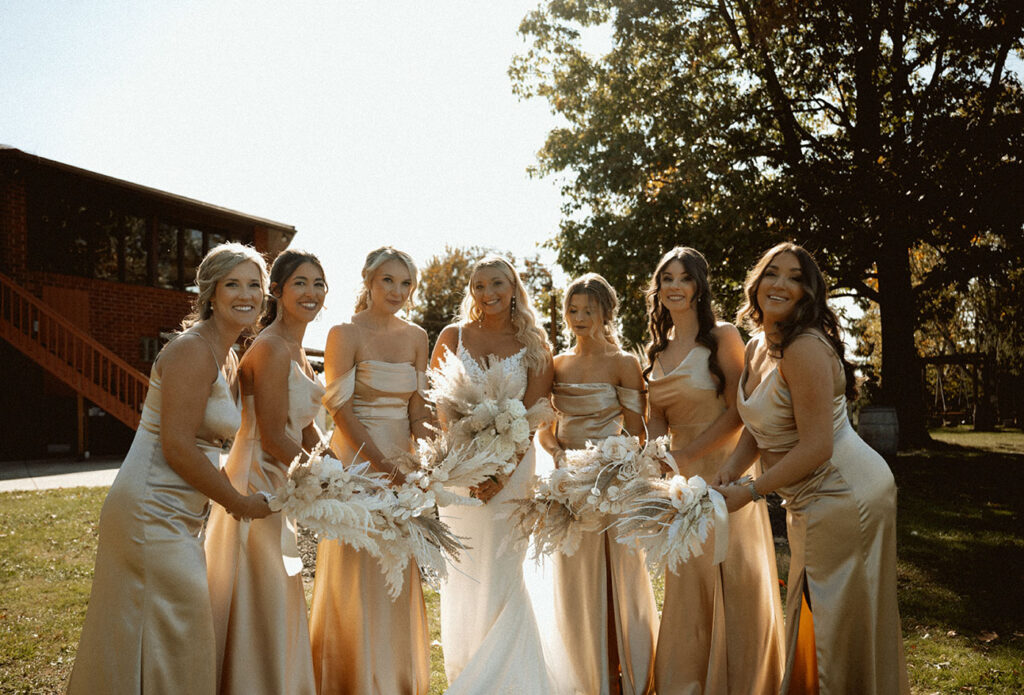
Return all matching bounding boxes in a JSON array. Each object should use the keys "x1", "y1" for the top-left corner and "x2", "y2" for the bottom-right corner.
[
  {"x1": 368, "y1": 258, "x2": 413, "y2": 314},
  {"x1": 657, "y1": 259, "x2": 697, "y2": 313},
  {"x1": 275, "y1": 261, "x2": 327, "y2": 323},
  {"x1": 209, "y1": 260, "x2": 264, "y2": 329},
  {"x1": 756, "y1": 251, "x2": 806, "y2": 321},
  {"x1": 470, "y1": 266, "x2": 514, "y2": 317}
]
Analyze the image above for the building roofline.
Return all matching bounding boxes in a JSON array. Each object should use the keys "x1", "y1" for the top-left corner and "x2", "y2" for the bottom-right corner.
[{"x1": 0, "y1": 145, "x2": 296, "y2": 235}]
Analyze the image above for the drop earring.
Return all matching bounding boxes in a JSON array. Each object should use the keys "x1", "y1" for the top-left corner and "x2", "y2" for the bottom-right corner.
[{"x1": 511, "y1": 295, "x2": 517, "y2": 315}]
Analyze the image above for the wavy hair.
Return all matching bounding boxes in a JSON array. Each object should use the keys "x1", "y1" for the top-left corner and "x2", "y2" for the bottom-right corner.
[
  {"x1": 260, "y1": 249, "x2": 327, "y2": 330},
  {"x1": 181, "y1": 242, "x2": 268, "y2": 330},
  {"x1": 563, "y1": 273, "x2": 621, "y2": 348},
  {"x1": 737, "y1": 242, "x2": 857, "y2": 400},
  {"x1": 354, "y1": 246, "x2": 418, "y2": 313},
  {"x1": 643, "y1": 247, "x2": 725, "y2": 394},
  {"x1": 458, "y1": 255, "x2": 551, "y2": 374}
]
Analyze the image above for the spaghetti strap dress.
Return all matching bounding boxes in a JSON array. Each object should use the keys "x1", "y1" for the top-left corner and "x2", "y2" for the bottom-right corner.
[
  {"x1": 648, "y1": 345, "x2": 785, "y2": 695},
  {"x1": 736, "y1": 332, "x2": 910, "y2": 695},
  {"x1": 204, "y1": 358, "x2": 324, "y2": 694},
  {"x1": 68, "y1": 333, "x2": 241, "y2": 695}
]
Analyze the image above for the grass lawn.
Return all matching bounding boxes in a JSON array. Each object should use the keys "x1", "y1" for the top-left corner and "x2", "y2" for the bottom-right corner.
[{"x1": 2, "y1": 429, "x2": 1022, "y2": 694}]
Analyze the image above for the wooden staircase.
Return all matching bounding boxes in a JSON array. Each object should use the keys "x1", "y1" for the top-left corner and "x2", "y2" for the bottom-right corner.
[{"x1": 0, "y1": 272, "x2": 149, "y2": 430}]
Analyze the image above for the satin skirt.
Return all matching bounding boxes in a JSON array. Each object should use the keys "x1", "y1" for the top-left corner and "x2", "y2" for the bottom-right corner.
[
  {"x1": 550, "y1": 528, "x2": 658, "y2": 695},
  {"x1": 68, "y1": 430, "x2": 219, "y2": 695},
  {"x1": 309, "y1": 541, "x2": 429, "y2": 695},
  {"x1": 776, "y1": 424, "x2": 910, "y2": 695},
  {"x1": 205, "y1": 433, "x2": 316, "y2": 695},
  {"x1": 655, "y1": 449, "x2": 785, "y2": 695},
  {"x1": 439, "y1": 446, "x2": 558, "y2": 694}
]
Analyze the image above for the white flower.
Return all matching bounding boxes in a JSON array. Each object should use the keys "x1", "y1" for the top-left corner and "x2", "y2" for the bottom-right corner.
[
  {"x1": 505, "y1": 400, "x2": 527, "y2": 418},
  {"x1": 494, "y1": 411, "x2": 516, "y2": 433},
  {"x1": 509, "y1": 418, "x2": 531, "y2": 444},
  {"x1": 599, "y1": 436, "x2": 632, "y2": 462}
]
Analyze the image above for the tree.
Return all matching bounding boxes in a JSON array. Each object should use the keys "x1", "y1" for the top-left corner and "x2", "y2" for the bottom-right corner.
[{"x1": 512, "y1": 0, "x2": 1024, "y2": 446}]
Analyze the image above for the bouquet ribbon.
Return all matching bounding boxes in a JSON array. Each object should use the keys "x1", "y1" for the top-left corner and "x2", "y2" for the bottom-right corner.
[{"x1": 708, "y1": 488, "x2": 730, "y2": 566}]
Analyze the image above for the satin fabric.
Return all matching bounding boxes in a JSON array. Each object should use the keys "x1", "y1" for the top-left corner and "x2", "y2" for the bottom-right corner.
[
  {"x1": 549, "y1": 382, "x2": 658, "y2": 695},
  {"x1": 204, "y1": 360, "x2": 323, "y2": 694},
  {"x1": 737, "y1": 333, "x2": 910, "y2": 695},
  {"x1": 69, "y1": 353, "x2": 241, "y2": 695},
  {"x1": 438, "y1": 335, "x2": 558, "y2": 694},
  {"x1": 308, "y1": 360, "x2": 430, "y2": 695},
  {"x1": 648, "y1": 346, "x2": 785, "y2": 695}
]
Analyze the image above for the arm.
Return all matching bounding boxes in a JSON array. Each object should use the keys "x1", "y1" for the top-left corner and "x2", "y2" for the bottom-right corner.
[
  {"x1": 618, "y1": 353, "x2": 647, "y2": 444},
  {"x1": 671, "y1": 324, "x2": 745, "y2": 476},
  {"x1": 716, "y1": 336, "x2": 836, "y2": 512},
  {"x1": 245, "y1": 338, "x2": 305, "y2": 467},
  {"x1": 324, "y1": 324, "x2": 404, "y2": 481},
  {"x1": 537, "y1": 421, "x2": 564, "y2": 466},
  {"x1": 159, "y1": 339, "x2": 270, "y2": 519},
  {"x1": 408, "y1": 325, "x2": 434, "y2": 440}
]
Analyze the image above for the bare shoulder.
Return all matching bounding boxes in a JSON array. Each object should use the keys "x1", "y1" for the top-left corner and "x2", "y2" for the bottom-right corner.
[
  {"x1": 242, "y1": 333, "x2": 291, "y2": 369},
  {"x1": 614, "y1": 350, "x2": 644, "y2": 387},
  {"x1": 712, "y1": 321, "x2": 743, "y2": 344},
  {"x1": 781, "y1": 333, "x2": 834, "y2": 373},
  {"x1": 327, "y1": 322, "x2": 359, "y2": 343},
  {"x1": 401, "y1": 320, "x2": 429, "y2": 344},
  {"x1": 158, "y1": 333, "x2": 217, "y2": 381},
  {"x1": 553, "y1": 350, "x2": 574, "y2": 368}
]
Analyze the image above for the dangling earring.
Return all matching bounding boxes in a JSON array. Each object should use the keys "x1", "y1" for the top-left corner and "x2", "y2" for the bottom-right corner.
[{"x1": 511, "y1": 295, "x2": 517, "y2": 315}]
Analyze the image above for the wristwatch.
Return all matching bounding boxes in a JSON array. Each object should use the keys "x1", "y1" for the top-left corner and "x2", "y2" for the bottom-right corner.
[{"x1": 748, "y1": 479, "x2": 763, "y2": 502}]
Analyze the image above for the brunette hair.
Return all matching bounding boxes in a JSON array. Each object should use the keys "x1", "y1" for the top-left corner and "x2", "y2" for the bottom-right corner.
[
  {"x1": 458, "y1": 255, "x2": 551, "y2": 374},
  {"x1": 563, "y1": 273, "x2": 621, "y2": 348},
  {"x1": 643, "y1": 247, "x2": 725, "y2": 394},
  {"x1": 354, "y1": 246, "x2": 418, "y2": 313},
  {"x1": 737, "y1": 242, "x2": 857, "y2": 400},
  {"x1": 260, "y1": 249, "x2": 327, "y2": 329},
  {"x1": 180, "y1": 242, "x2": 268, "y2": 329}
]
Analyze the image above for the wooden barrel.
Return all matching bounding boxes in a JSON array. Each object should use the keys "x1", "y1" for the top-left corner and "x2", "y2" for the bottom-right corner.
[{"x1": 858, "y1": 406, "x2": 899, "y2": 456}]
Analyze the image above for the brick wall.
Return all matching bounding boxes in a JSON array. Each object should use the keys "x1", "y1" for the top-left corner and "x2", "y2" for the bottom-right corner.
[
  {"x1": 22, "y1": 272, "x2": 193, "y2": 372},
  {"x1": 0, "y1": 173, "x2": 28, "y2": 281}
]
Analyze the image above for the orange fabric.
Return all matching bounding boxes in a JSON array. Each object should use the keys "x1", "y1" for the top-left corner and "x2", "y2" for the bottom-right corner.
[{"x1": 788, "y1": 591, "x2": 820, "y2": 695}]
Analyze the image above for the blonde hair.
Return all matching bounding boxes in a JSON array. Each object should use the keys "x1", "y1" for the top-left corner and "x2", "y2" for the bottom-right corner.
[
  {"x1": 354, "y1": 246, "x2": 419, "y2": 313},
  {"x1": 563, "y1": 273, "x2": 621, "y2": 348},
  {"x1": 181, "y1": 242, "x2": 269, "y2": 329},
  {"x1": 458, "y1": 255, "x2": 551, "y2": 374}
]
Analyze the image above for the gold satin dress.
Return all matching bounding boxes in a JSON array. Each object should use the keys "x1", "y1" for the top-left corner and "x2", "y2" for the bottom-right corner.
[
  {"x1": 205, "y1": 361, "x2": 324, "y2": 694},
  {"x1": 648, "y1": 346, "x2": 785, "y2": 695},
  {"x1": 737, "y1": 333, "x2": 910, "y2": 695},
  {"x1": 308, "y1": 360, "x2": 430, "y2": 695},
  {"x1": 68, "y1": 361, "x2": 241, "y2": 695},
  {"x1": 551, "y1": 382, "x2": 658, "y2": 695}
]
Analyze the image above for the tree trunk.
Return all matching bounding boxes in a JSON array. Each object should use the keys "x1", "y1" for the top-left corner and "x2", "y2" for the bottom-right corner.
[{"x1": 876, "y1": 241, "x2": 931, "y2": 448}]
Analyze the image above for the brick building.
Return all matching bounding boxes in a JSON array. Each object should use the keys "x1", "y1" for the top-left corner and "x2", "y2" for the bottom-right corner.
[{"x1": 0, "y1": 146, "x2": 295, "y2": 460}]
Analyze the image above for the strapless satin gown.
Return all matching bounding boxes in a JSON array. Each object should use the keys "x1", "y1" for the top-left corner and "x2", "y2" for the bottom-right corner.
[
  {"x1": 549, "y1": 382, "x2": 657, "y2": 695},
  {"x1": 648, "y1": 346, "x2": 785, "y2": 695},
  {"x1": 205, "y1": 361, "x2": 323, "y2": 694},
  {"x1": 438, "y1": 338, "x2": 558, "y2": 694},
  {"x1": 737, "y1": 333, "x2": 910, "y2": 694},
  {"x1": 308, "y1": 360, "x2": 430, "y2": 695},
  {"x1": 68, "y1": 361, "x2": 241, "y2": 694}
]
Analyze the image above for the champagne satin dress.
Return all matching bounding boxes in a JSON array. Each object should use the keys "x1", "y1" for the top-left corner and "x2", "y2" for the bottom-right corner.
[
  {"x1": 308, "y1": 360, "x2": 430, "y2": 695},
  {"x1": 737, "y1": 333, "x2": 910, "y2": 695},
  {"x1": 648, "y1": 346, "x2": 785, "y2": 695},
  {"x1": 69, "y1": 335, "x2": 241, "y2": 695},
  {"x1": 205, "y1": 360, "x2": 324, "y2": 694},
  {"x1": 550, "y1": 382, "x2": 658, "y2": 695}
]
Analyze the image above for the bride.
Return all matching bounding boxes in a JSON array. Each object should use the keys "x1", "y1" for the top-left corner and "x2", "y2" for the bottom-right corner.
[{"x1": 431, "y1": 255, "x2": 557, "y2": 693}]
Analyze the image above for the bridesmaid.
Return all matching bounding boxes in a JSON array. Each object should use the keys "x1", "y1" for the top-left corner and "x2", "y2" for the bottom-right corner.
[
  {"x1": 714, "y1": 242, "x2": 910, "y2": 694},
  {"x1": 307, "y1": 246, "x2": 431, "y2": 695},
  {"x1": 537, "y1": 273, "x2": 658, "y2": 695},
  {"x1": 69, "y1": 243, "x2": 273, "y2": 694},
  {"x1": 205, "y1": 250, "x2": 327, "y2": 694},
  {"x1": 644, "y1": 247, "x2": 785, "y2": 694}
]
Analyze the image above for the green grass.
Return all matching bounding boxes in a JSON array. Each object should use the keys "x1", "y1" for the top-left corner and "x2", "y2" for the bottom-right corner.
[{"x1": 1, "y1": 429, "x2": 1022, "y2": 693}]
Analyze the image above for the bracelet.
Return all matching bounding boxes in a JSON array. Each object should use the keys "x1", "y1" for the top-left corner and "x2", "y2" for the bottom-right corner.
[
  {"x1": 748, "y1": 479, "x2": 763, "y2": 502},
  {"x1": 257, "y1": 490, "x2": 275, "y2": 504}
]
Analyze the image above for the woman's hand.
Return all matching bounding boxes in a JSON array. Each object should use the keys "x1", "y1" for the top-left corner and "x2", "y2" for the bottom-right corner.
[
  {"x1": 712, "y1": 482, "x2": 753, "y2": 513},
  {"x1": 472, "y1": 474, "x2": 506, "y2": 503},
  {"x1": 230, "y1": 493, "x2": 273, "y2": 520}
]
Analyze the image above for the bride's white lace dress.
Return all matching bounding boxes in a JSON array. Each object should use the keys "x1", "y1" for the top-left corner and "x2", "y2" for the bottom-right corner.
[{"x1": 438, "y1": 335, "x2": 557, "y2": 694}]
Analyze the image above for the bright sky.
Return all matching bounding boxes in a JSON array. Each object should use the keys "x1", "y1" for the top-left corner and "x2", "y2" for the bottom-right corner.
[{"x1": 1, "y1": 1, "x2": 574, "y2": 348}]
